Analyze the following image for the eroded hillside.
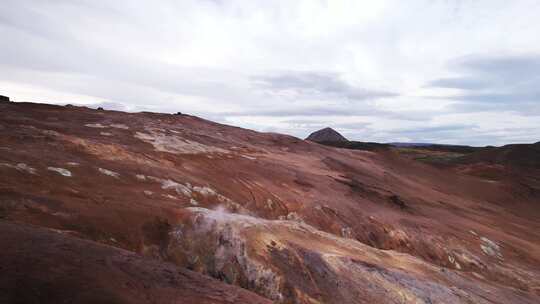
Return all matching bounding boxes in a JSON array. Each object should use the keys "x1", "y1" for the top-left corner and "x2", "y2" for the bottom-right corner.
[{"x1": 1, "y1": 100, "x2": 539, "y2": 303}]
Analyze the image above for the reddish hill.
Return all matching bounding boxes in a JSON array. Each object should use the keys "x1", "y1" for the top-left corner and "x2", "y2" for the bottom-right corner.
[{"x1": 1, "y1": 100, "x2": 539, "y2": 303}]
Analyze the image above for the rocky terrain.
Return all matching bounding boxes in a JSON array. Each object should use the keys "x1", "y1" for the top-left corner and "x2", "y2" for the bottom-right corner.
[{"x1": 1, "y1": 100, "x2": 539, "y2": 303}]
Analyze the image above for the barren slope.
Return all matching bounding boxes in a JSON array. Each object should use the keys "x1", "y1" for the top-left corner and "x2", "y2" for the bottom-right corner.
[{"x1": 1, "y1": 100, "x2": 539, "y2": 303}]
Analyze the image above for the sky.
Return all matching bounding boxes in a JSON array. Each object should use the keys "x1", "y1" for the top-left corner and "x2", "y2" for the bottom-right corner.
[{"x1": 1, "y1": 0, "x2": 539, "y2": 146}]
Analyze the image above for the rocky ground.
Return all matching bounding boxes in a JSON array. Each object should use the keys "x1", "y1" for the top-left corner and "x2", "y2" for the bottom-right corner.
[{"x1": 1, "y1": 100, "x2": 539, "y2": 303}]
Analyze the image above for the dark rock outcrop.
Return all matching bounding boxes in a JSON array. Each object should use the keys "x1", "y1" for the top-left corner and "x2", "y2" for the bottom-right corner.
[{"x1": 306, "y1": 127, "x2": 348, "y2": 142}]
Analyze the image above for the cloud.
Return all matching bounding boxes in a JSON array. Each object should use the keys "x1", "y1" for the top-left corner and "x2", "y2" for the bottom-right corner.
[
  {"x1": 252, "y1": 71, "x2": 396, "y2": 101},
  {"x1": 281, "y1": 119, "x2": 372, "y2": 135},
  {"x1": 427, "y1": 77, "x2": 490, "y2": 90},
  {"x1": 1, "y1": 1, "x2": 540, "y2": 145},
  {"x1": 221, "y1": 106, "x2": 381, "y2": 117},
  {"x1": 454, "y1": 54, "x2": 540, "y2": 79},
  {"x1": 221, "y1": 106, "x2": 433, "y2": 124},
  {"x1": 427, "y1": 54, "x2": 540, "y2": 114},
  {"x1": 382, "y1": 124, "x2": 477, "y2": 137}
]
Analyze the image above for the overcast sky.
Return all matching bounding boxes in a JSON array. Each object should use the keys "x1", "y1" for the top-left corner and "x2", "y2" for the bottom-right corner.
[{"x1": 2, "y1": 0, "x2": 539, "y2": 146}]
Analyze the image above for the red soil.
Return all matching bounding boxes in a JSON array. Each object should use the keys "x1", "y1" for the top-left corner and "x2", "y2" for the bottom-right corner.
[{"x1": 0, "y1": 100, "x2": 539, "y2": 303}]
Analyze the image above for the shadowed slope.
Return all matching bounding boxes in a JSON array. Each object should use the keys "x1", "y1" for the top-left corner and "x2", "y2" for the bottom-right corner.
[{"x1": 0, "y1": 221, "x2": 271, "y2": 304}]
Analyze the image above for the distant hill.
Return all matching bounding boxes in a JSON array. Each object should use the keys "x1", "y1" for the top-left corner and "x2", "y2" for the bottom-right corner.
[
  {"x1": 306, "y1": 127, "x2": 348, "y2": 142},
  {"x1": 315, "y1": 140, "x2": 390, "y2": 151},
  {"x1": 306, "y1": 128, "x2": 390, "y2": 151},
  {"x1": 389, "y1": 142, "x2": 480, "y2": 153},
  {"x1": 456, "y1": 142, "x2": 540, "y2": 168},
  {"x1": 388, "y1": 142, "x2": 435, "y2": 147}
]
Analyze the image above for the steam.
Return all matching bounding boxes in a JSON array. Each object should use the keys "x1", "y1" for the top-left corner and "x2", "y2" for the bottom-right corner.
[{"x1": 187, "y1": 206, "x2": 264, "y2": 232}]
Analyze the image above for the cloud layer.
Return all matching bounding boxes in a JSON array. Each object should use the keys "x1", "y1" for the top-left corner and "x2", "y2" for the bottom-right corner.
[
  {"x1": 428, "y1": 54, "x2": 540, "y2": 115},
  {"x1": 1, "y1": 0, "x2": 540, "y2": 145}
]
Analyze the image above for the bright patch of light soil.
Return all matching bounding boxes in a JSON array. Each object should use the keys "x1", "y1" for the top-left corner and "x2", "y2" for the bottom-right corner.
[
  {"x1": 139, "y1": 175, "x2": 209, "y2": 198},
  {"x1": 47, "y1": 167, "x2": 72, "y2": 177},
  {"x1": 98, "y1": 168, "x2": 120, "y2": 178},
  {"x1": 110, "y1": 124, "x2": 129, "y2": 129},
  {"x1": 137, "y1": 174, "x2": 244, "y2": 210},
  {"x1": 1, "y1": 163, "x2": 37, "y2": 175},
  {"x1": 84, "y1": 123, "x2": 107, "y2": 128},
  {"x1": 157, "y1": 178, "x2": 193, "y2": 196},
  {"x1": 480, "y1": 236, "x2": 503, "y2": 259},
  {"x1": 134, "y1": 128, "x2": 229, "y2": 155},
  {"x1": 85, "y1": 123, "x2": 129, "y2": 130}
]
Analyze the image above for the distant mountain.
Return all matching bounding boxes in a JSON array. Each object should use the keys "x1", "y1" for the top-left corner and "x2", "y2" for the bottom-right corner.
[
  {"x1": 388, "y1": 142, "x2": 435, "y2": 147},
  {"x1": 306, "y1": 127, "x2": 348, "y2": 142}
]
